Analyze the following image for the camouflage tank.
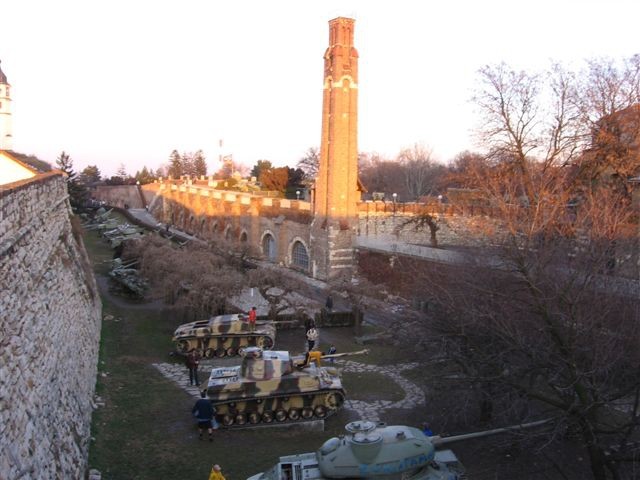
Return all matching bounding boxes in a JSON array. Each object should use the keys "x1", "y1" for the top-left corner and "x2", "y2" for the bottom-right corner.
[
  {"x1": 247, "y1": 421, "x2": 465, "y2": 480},
  {"x1": 204, "y1": 347, "x2": 366, "y2": 428},
  {"x1": 172, "y1": 314, "x2": 276, "y2": 358}
]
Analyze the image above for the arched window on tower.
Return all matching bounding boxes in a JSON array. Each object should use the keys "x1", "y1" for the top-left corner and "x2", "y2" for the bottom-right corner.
[
  {"x1": 291, "y1": 241, "x2": 309, "y2": 270},
  {"x1": 262, "y1": 233, "x2": 276, "y2": 261}
]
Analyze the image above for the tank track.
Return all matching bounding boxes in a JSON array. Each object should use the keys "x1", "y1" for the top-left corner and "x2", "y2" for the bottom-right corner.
[
  {"x1": 211, "y1": 389, "x2": 346, "y2": 429},
  {"x1": 176, "y1": 334, "x2": 275, "y2": 358}
]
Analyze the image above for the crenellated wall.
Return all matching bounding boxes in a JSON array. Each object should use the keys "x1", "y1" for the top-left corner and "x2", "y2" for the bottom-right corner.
[
  {"x1": 150, "y1": 182, "x2": 316, "y2": 273},
  {"x1": 0, "y1": 173, "x2": 102, "y2": 479},
  {"x1": 90, "y1": 181, "x2": 504, "y2": 278},
  {"x1": 357, "y1": 204, "x2": 503, "y2": 248}
]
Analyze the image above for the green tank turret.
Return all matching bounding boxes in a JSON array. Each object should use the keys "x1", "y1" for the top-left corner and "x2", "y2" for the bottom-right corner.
[
  {"x1": 172, "y1": 314, "x2": 276, "y2": 358},
  {"x1": 248, "y1": 421, "x2": 465, "y2": 480},
  {"x1": 204, "y1": 347, "x2": 366, "y2": 428}
]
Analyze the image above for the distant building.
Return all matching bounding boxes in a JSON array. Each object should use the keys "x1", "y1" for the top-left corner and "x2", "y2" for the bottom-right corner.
[{"x1": 0, "y1": 60, "x2": 13, "y2": 150}]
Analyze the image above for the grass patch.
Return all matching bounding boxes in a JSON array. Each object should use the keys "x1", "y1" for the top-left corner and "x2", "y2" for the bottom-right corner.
[
  {"x1": 341, "y1": 371, "x2": 405, "y2": 402},
  {"x1": 83, "y1": 225, "x2": 430, "y2": 479}
]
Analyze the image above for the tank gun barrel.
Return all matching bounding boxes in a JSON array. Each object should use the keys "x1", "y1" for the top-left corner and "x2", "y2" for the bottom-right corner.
[
  {"x1": 256, "y1": 320, "x2": 298, "y2": 326},
  {"x1": 431, "y1": 418, "x2": 552, "y2": 446},
  {"x1": 321, "y1": 348, "x2": 369, "y2": 359}
]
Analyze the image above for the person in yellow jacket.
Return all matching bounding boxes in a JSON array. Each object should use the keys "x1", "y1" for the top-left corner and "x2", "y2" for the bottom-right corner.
[
  {"x1": 296, "y1": 350, "x2": 323, "y2": 369},
  {"x1": 209, "y1": 464, "x2": 225, "y2": 480}
]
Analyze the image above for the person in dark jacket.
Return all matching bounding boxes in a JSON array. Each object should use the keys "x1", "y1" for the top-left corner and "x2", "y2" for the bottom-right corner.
[
  {"x1": 325, "y1": 294, "x2": 334, "y2": 312},
  {"x1": 185, "y1": 350, "x2": 200, "y2": 386},
  {"x1": 193, "y1": 391, "x2": 215, "y2": 441}
]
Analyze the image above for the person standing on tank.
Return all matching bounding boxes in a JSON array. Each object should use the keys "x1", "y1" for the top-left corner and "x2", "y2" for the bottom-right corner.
[{"x1": 248, "y1": 306, "x2": 257, "y2": 332}]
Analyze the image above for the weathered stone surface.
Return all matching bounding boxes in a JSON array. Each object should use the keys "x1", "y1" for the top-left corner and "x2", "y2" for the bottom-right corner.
[{"x1": 0, "y1": 174, "x2": 102, "y2": 479}]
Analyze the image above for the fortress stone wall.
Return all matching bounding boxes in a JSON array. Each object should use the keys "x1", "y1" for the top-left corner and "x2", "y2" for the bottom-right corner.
[
  {"x1": 0, "y1": 173, "x2": 102, "y2": 479},
  {"x1": 357, "y1": 202, "x2": 503, "y2": 248},
  {"x1": 90, "y1": 182, "x2": 502, "y2": 278},
  {"x1": 148, "y1": 182, "x2": 317, "y2": 273},
  {"x1": 92, "y1": 184, "x2": 146, "y2": 210}
]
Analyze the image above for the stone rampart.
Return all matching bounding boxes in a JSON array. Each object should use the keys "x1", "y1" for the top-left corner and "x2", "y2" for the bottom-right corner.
[
  {"x1": 91, "y1": 184, "x2": 145, "y2": 209},
  {"x1": 154, "y1": 184, "x2": 314, "y2": 270},
  {"x1": 0, "y1": 173, "x2": 102, "y2": 479},
  {"x1": 90, "y1": 181, "x2": 505, "y2": 277},
  {"x1": 358, "y1": 203, "x2": 502, "y2": 248}
]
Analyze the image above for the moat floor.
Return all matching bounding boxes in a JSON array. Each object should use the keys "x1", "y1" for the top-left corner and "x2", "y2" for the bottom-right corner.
[{"x1": 84, "y1": 227, "x2": 591, "y2": 480}]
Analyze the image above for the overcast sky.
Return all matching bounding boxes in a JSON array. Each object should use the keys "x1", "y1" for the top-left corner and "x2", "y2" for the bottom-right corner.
[{"x1": 2, "y1": 0, "x2": 639, "y2": 177}]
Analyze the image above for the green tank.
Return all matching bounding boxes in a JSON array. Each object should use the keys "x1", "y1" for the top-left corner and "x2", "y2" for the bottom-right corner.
[
  {"x1": 205, "y1": 347, "x2": 357, "y2": 428},
  {"x1": 248, "y1": 421, "x2": 465, "y2": 480},
  {"x1": 172, "y1": 314, "x2": 276, "y2": 358}
]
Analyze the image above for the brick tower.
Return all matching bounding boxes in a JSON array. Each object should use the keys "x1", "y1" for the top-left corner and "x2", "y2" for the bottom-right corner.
[
  {"x1": 310, "y1": 17, "x2": 360, "y2": 281},
  {"x1": 0, "y1": 60, "x2": 13, "y2": 151}
]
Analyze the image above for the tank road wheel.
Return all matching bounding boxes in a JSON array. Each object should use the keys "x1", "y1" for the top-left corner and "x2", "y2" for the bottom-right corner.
[
  {"x1": 262, "y1": 411, "x2": 274, "y2": 423},
  {"x1": 235, "y1": 413, "x2": 247, "y2": 426},
  {"x1": 288, "y1": 408, "x2": 301, "y2": 421},
  {"x1": 204, "y1": 348, "x2": 215, "y2": 359},
  {"x1": 214, "y1": 347, "x2": 226, "y2": 357},
  {"x1": 301, "y1": 407, "x2": 314, "y2": 419},
  {"x1": 256, "y1": 336, "x2": 274, "y2": 350},
  {"x1": 314, "y1": 405, "x2": 327, "y2": 418},
  {"x1": 225, "y1": 346, "x2": 237, "y2": 357},
  {"x1": 222, "y1": 414, "x2": 234, "y2": 427},
  {"x1": 248, "y1": 412, "x2": 261, "y2": 424},
  {"x1": 275, "y1": 409, "x2": 287, "y2": 422},
  {"x1": 176, "y1": 340, "x2": 189, "y2": 353},
  {"x1": 325, "y1": 392, "x2": 343, "y2": 409}
]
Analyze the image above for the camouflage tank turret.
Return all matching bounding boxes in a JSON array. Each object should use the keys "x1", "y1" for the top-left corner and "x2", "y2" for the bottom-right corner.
[
  {"x1": 204, "y1": 347, "x2": 367, "y2": 428},
  {"x1": 172, "y1": 314, "x2": 276, "y2": 358},
  {"x1": 247, "y1": 421, "x2": 465, "y2": 480}
]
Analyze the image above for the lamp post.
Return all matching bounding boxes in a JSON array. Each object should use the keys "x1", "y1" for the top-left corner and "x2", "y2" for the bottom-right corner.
[
  {"x1": 296, "y1": 190, "x2": 301, "y2": 200},
  {"x1": 392, "y1": 192, "x2": 397, "y2": 215}
]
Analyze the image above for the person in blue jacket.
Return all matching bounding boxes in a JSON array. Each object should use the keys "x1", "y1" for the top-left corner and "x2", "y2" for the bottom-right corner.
[{"x1": 192, "y1": 391, "x2": 215, "y2": 441}]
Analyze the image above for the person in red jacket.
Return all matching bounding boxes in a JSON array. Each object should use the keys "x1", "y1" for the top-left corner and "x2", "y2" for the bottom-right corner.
[{"x1": 248, "y1": 306, "x2": 257, "y2": 332}]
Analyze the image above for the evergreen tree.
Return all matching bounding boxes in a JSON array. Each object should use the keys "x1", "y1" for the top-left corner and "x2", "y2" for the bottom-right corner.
[
  {"x1": 250, "y1": 159, "x2": 273, "y2": 179},
  {"x1": 56, "y1": 151, "x2": 87, "y2": 210},
  {"x1": 79, "y1": 165, "x2": 102, "y2": 184},
  {"x1": 181, "y1": 151, "x2": 195, "y2": 177},
  {"x1": 116, "y1": 163, "x2": 128, "y2": 181},
  {"x1": 192, "y1": 150, "x2": 207, "y2": 177},
  {"x1": 134, "y1": 166, "x2": 155, "y2": 184},
  {"x1": 168, "y1": 150, "x2": 183, "y2": 179}
]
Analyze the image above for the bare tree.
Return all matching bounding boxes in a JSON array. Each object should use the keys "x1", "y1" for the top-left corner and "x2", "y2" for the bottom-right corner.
[
  {"x1": 397, "y1": 143, "x2": 444, "y2": 200},
  {"x1": 358, "y1": 152, "x2": 404, "y2": 199},
  {"x1": 418, "y1": 57, "x2": 640, "y2": 479},
  {"x1": 126, "y1": 236, "x2": 244, "y2": 317},
  {"x1": 296, "y1": 147, "x2": 320, "y2": 181},
  {"x1": 474, "y1": 63, "x2": 584, "y2": 205},
  {"x1": 575, "y1": 55, "x2": 640, "y2": 197}
]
